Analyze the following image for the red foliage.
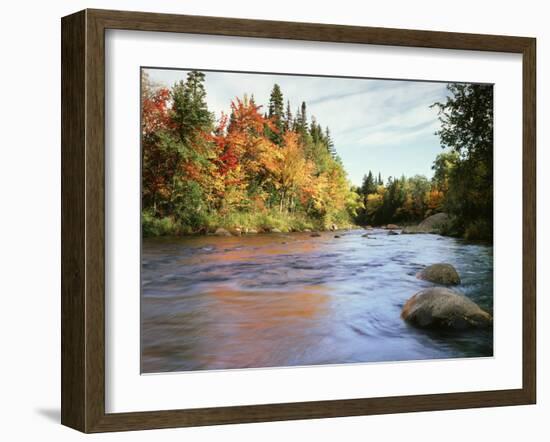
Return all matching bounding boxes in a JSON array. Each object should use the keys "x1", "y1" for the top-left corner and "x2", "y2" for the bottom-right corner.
[{"x1": 142, "y1": 88, "x2": 173, "y2": 135}]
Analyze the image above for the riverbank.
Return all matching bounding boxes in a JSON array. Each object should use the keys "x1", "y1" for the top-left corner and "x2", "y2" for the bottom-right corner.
[
  {"x1": 143, "y1": 209, "x2": 492, "y2": 243},
  {"x1": 142, "y1": 209, "x2": 357, "y2": 237}
]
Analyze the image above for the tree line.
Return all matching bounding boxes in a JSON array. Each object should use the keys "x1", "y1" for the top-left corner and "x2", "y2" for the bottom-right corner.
[
  {"x1": 141, "y1": 71, "x2": 360, "y2": 235},
  {"x1": 142, "y1": 71, "x2": 493, "y2": 241},
  {"x1": 354, "y1": 171, "x2": 445, "y2": 226},
  {"x1": 355, "y1": 83, "x2": 493, "y2": 240}
]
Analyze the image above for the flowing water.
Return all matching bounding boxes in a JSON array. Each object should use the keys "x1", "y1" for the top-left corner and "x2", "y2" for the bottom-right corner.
[{"x1": 141, "y1": 229, "x2": 493, "y2": 373}]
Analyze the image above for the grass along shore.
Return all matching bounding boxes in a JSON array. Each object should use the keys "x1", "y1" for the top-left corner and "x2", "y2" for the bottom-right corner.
[{"x1": 142, "y1": 209, "x2": 357, "y2": 237}]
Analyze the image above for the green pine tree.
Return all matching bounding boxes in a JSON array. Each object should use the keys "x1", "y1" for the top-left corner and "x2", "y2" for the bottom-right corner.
[
  {"x1": 267, "y1": 84, "x2": 285, "y2": 144},
  {"x1": 171, "y1": 70, "x2": 213, "y2": 144},
  {"x1": 284, "y1": 100, "x2": 293, "y2": 131}
]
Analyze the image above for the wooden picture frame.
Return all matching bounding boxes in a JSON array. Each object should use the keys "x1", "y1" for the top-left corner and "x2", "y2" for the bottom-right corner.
[{"x1": 61, "y1": 8, "x2": 536, "y2": 433}]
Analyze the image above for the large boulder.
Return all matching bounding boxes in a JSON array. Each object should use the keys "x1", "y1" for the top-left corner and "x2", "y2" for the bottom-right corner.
[
  {"x1": 403, "y1": 213, "x2": 450, "y2": 234},
  {"x1": 214, "y1": 227, "x2": 232, "y2": 237},
  {"x1": 385, "y1": 224, "x2": 399, "y2": 230},
  {"x1": 418, "y1": 212, "x2": 449, "y2": 230},
  {"x1": 417, "y1": 263, "x2": 460, "y2": 285},
  {"x1": 401, "y1": 287, "x2": 492, "y2": 329}
]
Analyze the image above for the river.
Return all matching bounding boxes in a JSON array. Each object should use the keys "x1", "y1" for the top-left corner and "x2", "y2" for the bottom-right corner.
[{"x1": 141, "y1": 229, "x2": 493, "y2": 373}]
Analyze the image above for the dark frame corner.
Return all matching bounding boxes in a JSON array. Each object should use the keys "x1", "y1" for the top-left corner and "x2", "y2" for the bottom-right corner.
[{"x1": 61, "y1": 8, "x2": 536, "y2": 433}]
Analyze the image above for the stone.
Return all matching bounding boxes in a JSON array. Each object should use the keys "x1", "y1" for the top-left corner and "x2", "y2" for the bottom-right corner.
[
  {"x1": 402, "y1": 213, "x2": 450, "y2": 234},
  {"x1": 214, "y1": 227, "x2": 232, "y2": 237},
  {"x1": 401, "y1": 287, "x2": 492, "y2": 329},
  {"x1": 417, "y1": 263, "x2": 461, "y2": 285}
]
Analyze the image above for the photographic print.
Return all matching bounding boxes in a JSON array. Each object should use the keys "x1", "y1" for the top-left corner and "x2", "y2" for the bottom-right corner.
[{"x1": 140, "y1": 68, "x2": 494, "y2": 374}]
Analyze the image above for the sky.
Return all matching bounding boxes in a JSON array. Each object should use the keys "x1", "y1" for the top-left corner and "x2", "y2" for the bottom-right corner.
[{"x1": 145, "y1": 68, "x2": 451, "y2": 187}]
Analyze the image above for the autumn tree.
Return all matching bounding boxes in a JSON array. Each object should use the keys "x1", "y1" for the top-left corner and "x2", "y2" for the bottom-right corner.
[
  {"x1": 142, "y1": 70, "x2": 362, "y2": 234},
  {"x1": 141, "y1": 87, "x2": 176, "y2": 217}
]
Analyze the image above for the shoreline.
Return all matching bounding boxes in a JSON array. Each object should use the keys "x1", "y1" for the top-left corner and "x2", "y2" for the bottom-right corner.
[{"x1": 142, "y1": 223, "x2": 493, "y2": 245}]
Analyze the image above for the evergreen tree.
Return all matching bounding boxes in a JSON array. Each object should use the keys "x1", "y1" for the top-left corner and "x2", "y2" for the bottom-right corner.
[
  {"x1": 310, "y1": 117, "x2": 323, "y2": 143},
  {"x1": 171, "y1": 70, "x2": 213, "y2": 144},
  {"x1": 378, "y1": 172, "x2": 383, "y2": 186},
  {"x1": 361, "y1": 171, "x2": 376, "y2": 196},
  {"x1": 267, "y1": 84, "x2": 285, "y2": 144},
  {"x1": 295, "y1": 101, "x2": 308, "y2": 134},
  {"x1": 325, "y1": 126, "x2": 336, "y2": 158},
  {"x1": 284, "y1": 100, "x2": 293, "y2": 131}
]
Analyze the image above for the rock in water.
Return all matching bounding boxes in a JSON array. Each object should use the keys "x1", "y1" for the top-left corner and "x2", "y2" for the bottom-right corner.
[
  {"x1": 214, "y1": 227, "x2": 232, "y2": 237},
  {"x1": 386, "y1": 224, "x2": 399, "y2": 230},
  {"x1": 403, "y1": 213, "x2": 450, "y2": 234},
  {"x1": 418, "y1": 212, "x2": 449, "y2": 230},
  {"x1": 270, "y1": 228, "x2": 282, "y2": 233},
  {"x1": 417, "y1": 263, "x2": 460, "y2": 285},
  {"x1": 387, "y1": 230, "x2": 399, "y2": 235},
  {"x1": 310, "y1": 232, "x2": 321, "y2": 237},
  {"x1": 361, "y1": 233, "x2": 369, "y2": 238},
  {"x1": 401, "y1": 287, "x2": 492, "y2": 329}
]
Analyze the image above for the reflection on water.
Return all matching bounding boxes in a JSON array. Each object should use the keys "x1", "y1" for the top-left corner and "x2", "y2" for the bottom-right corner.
[{"x1": 141, "y1": 229, "x2": 493, "y2": 373}]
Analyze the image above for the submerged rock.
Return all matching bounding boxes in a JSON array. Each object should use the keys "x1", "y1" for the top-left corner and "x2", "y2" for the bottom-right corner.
[
  {"x1": 310, "y1": 232, "x2": 321, "y2": 237},
  {"x1": 401, "y1": 287, "x2": 492, "y2": 329},
  {"x1": 214, "y1": 227, "x2": 232, "y2": 237},
  {"x1": 387, "y1": 230, "x2": 399, "y2": 235},
  {"x1": 334, "y1": 235, "x2": 341, "y2": 238},
  {"x1": 361, "y1": 233, "x2": 369, "y2": 238},
  {"x1": 417, "y1": 263, "x2": 460, "y2": 285}
]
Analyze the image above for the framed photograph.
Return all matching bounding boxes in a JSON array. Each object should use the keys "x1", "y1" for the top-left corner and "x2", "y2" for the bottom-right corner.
[{"x1": 61, "y1": 9, "x2": 536, "y2": 433}]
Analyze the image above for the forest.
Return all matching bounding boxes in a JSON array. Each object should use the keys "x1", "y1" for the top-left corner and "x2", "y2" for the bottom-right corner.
[{"x1": 141, "y1": 71, "x2": 493, "y2": 241}]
